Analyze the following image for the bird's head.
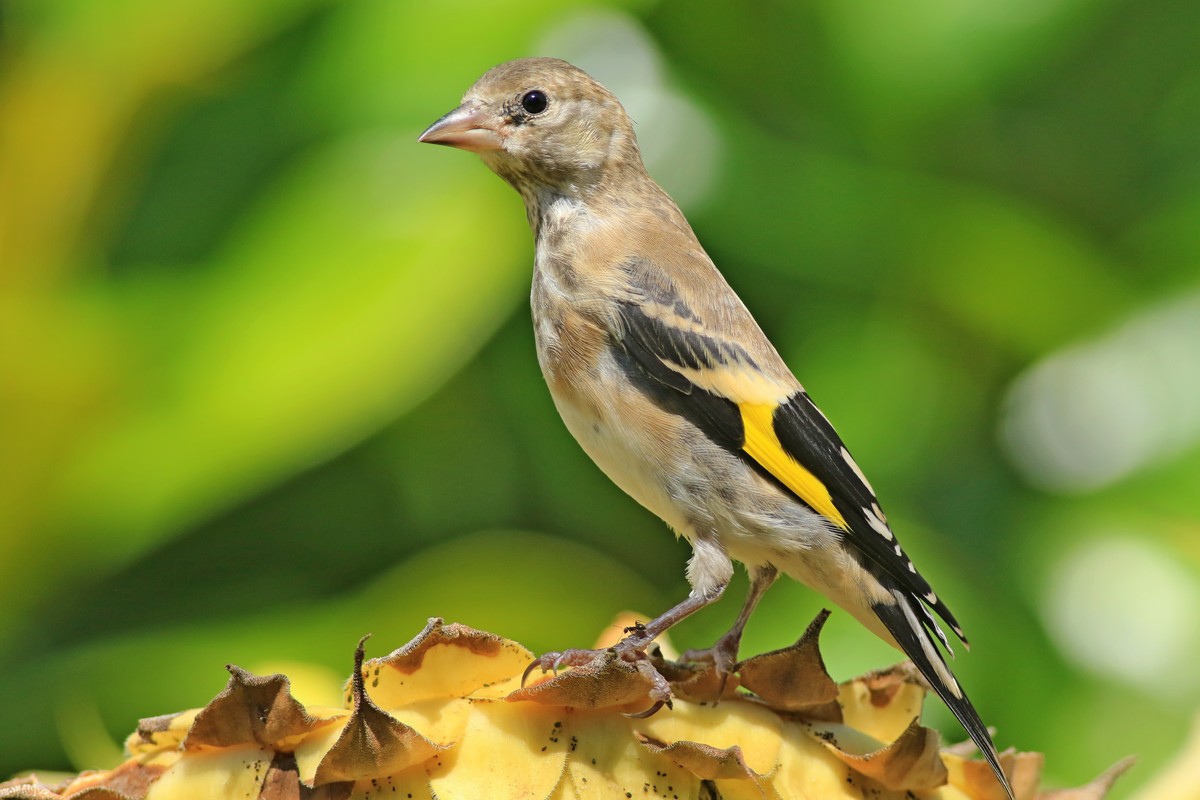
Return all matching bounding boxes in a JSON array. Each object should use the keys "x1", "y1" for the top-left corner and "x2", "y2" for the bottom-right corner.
[{"x1": 419, "y1": 58, "x2": 644, "y2": 201}]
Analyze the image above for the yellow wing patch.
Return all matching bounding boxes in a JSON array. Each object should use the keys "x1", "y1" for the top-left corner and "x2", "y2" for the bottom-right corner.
[{"x1": 739, "y1": 402, "x2": 850, "y2": 531}]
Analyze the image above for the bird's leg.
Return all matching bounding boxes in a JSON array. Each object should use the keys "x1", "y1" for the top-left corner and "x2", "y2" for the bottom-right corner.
[
  {"x1": 681, "y1": 564, "x2": 778, "y2": 681},
  {"x1": 618, "y1": 581, "x2": 728, "y2": 649}
]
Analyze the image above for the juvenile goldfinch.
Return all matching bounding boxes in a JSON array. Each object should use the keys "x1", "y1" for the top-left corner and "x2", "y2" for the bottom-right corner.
[{"x1": 420, "y1": 58, "x2": 1013, "y2": 797}]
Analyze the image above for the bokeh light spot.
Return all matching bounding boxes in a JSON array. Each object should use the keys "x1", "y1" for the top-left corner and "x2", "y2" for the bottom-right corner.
[
  {"x1": 1042, "y1": 535, "x2": 1200, "y2": 694},
  {"x1": 1001, "y1": 291, "x2": 1200, "y2": 492}
]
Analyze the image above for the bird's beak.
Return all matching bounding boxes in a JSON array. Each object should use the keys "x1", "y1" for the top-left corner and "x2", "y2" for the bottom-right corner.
[{"x1": 417, "y1": 103, "x2": 503, "y2": 152}]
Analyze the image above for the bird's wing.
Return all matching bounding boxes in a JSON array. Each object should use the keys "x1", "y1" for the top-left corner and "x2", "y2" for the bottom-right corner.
[
  {"x1": 612, "y1": 274, "x2": 1014, "y2": 797},
  {"x1": 612, "y1": 273, "x2": 967, "y2": 647}
]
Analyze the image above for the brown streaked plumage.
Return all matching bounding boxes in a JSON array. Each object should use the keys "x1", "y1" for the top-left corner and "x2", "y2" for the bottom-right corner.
[{"x1": 420, "y1": 57, "x2": 1013, "y2": 798}]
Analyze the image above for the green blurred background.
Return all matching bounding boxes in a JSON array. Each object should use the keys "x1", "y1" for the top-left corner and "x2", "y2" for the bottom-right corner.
[{"x1": 2, "y1": 0, "x2": 1198, "y2": 795}]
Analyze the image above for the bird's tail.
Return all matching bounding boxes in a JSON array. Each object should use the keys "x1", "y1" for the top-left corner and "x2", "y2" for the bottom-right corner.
[{"x1": 871, "y1": 588, "x2": 1014, "y2": 800}]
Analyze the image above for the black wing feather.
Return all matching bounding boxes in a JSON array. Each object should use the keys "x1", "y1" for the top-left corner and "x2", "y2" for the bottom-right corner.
[
  {"x1": 613, "y1": 302, "x2": 745, "y2": 454},
  {"x1": 774, "y1": 393, "x2": 968, "y2": 644},
  {"x1": 873, "y1": 593, "x2": 1012, "y2": 797}
]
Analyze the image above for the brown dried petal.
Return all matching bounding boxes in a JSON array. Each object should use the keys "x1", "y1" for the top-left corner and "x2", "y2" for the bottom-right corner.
[
  {"x1": 632, "y1": 701, "x2": 783, "y2": 777},
  {"x1": 738, "y1": 610, "x2": 840, "y2": 715},
  {"x1": 363, "y1": 619, "x2": 533, "y2": 707},
  {"x1": 656, "y1": 660, "x2": 742, "y2": 705},
  {"x1": 8, "y1": 792, "x2": 132, "y2": 800},
  {"x1": 1039, "y1": 756, "x2": 1135, "y2": 800},
  {"x1": 816, "y1": 717, "x2": 948, "y2": 792},
  {"x1": 127, "y1": 710, "x2": 198, "y2": 757},
  {"x1": 838, "y1": 664, "x2": 927, "y2": 744},
  {"x1": 135, "y1": 714, "x2": 183, "y2": 744},
  {"x1": 309, "y1": 639, "x2": 444, "y2": 786},
  {"x1": 309, "y1": 709, "x2": 440, "y2": 786},
  {"x1": 54, "y1": 757, "x2": 167, "y2": 800},
  {"x1": 184, "y1": 666, "x2": 337, "y2": 751},
  {"x1": 64, "y1": 790, "x2": 138, "y2": 800},
  {"x1": 507, "y1": 650, "x2": 660, "y2": 711},
  {"x1": 0, "y1": 781, "x2": 66, "y2": 800},
  {"x1": 943, "y1": 748, "x2": 1042, "y2": 800},
  {"x1": 258, "y1": 753, "x2": 351, "y2": 800},
  {"x1": 635, "y1": 734, "x2": 764, "y2": 782}
]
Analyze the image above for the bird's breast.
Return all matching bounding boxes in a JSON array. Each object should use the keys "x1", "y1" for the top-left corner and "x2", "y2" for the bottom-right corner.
[
  {"x1": 531, "y1": 266, "x2": 603, "y2": 403},
  {"x1": 530, "y1": 262, "x2": 692, "y2": 533}
]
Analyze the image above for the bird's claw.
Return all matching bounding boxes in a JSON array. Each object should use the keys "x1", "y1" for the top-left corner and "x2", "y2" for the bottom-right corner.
[
  {"x1": 679, "y1": 632, "x2": 742, "y2": 700},
  {"x1": 522, "y1": 631, "x2": 675, "y2": 716},
  {"x1": 625, "y1": 658, "x2": 674, "y2": 717},
  {"x1": 680, "y1": 640, "x2": 738, "y2": 674},
  {"x1": 624, "y1": 698, "x2": 668, "y2": 719},
  {"x1": 520, "y1": 647, "x2": 596, "y2": 686}
]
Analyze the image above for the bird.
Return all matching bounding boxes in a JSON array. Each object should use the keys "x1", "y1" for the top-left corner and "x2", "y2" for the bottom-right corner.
[{"x1": 419, "y1": 57, "x2": 1013, "y2": 798}]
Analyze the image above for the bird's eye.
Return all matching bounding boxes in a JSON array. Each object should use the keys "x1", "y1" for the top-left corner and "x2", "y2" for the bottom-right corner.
[{"x1": 520, "y1": 90, "x2": 549, "y2": 115}]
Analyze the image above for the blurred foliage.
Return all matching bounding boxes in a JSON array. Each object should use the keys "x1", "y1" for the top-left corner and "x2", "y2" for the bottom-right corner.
[{"x1": 1, "y1": 0, "x2": 1197, "y2": 797}]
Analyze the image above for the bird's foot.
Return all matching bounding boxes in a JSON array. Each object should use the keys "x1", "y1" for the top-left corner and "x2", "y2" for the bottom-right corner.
[
  {"x1": 522, "y1": 624, "x2": 655, "y2": 676},
  {"x1": 521, "y1": 623, "x2": 673, "y2": 716},
  {"x1": 679, "y1": 631, "x2": 742, "y2": 699}
]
